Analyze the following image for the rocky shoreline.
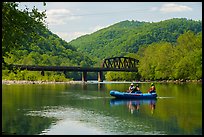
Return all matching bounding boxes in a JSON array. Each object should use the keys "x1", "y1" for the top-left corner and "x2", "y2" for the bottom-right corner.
[
  {"x1": 142, "y1": 79, "x2": 202, "y2": 83},
  {"x1": 2, "y1": 79, "x2": 202, "y2": 85},
  {"x1": 2, "y1": 80, "x2": 86, "y2": 84}
]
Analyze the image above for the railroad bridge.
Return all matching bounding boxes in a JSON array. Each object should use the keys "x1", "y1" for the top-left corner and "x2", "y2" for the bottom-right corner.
[{"x1": 9, "y1": 57, "x2": 139, "y2": 82}]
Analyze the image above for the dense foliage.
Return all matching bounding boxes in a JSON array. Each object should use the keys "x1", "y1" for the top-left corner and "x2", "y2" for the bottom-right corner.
[
  {"x1": 2, "y1": 2, "x2": 46, "y2": 64},
  {"x1": 4, "y1": 28, "x2": 95, "y2": 67},
  {"x1": 138, "y1": 31, "x2": 202, "y2": 81}
]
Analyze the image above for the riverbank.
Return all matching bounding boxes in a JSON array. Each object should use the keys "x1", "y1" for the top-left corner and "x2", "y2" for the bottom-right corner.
[
  {"x1": 2, "y1": 79, "x2": 202, "y2": 85},
  {"x1": 142, "y1": 79, "x2": 202, "y2": 83},
  {"x1": 2, "y1": 80, "x2": 86, "y2": 85}
]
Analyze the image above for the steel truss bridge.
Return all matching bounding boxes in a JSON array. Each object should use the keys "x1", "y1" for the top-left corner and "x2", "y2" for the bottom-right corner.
[{"x1": 8, "y1": 57, "x2": 139, "y2": 82}]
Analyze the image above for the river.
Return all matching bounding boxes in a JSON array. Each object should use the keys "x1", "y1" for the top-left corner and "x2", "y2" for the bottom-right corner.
[{"x1": 2, "y1": 81, "x2": 202, "y2": 135}]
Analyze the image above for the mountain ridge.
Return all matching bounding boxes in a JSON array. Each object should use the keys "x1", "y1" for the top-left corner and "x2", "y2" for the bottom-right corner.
[{"x1": 69, "y1": 18, "x2": 202, "y2": 63}]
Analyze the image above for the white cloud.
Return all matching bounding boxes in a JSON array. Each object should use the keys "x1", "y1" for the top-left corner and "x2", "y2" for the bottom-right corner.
[
  {"x1": 54, "y1": 24, "x2": 111, "y2": 42},
  {"x1": 46, "y1": 9, "x2": 71, "y2": 15},
  {"x1": 73, "y1": 31, "x2": 88, "y2": 38},
  {"x1": 160, "y1": 3, "x2": 192, "y2": 13},
  {"x1": 90, "y1": 25, "x2": 107, "y2": 32},
  {"x1": 54, "y1": 25, "x2": 108, "y2": 42},
  {"x1": 46, "y1": 8, "x2": 81, "y2": 25},
  {"x1": 55, "y1": 31, "x2": 88, "y2": 42},
  {"x1": 54, "y1": 32, "x2": 70, "y2": 41},
  {"x1": 150, "y1": 7, "x2": 159, "y2": 11}
]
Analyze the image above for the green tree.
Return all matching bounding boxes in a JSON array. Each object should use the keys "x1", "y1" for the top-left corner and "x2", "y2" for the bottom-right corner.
[
  {"x1": 2, "y1": 2, "x2": 46, "y2": 65},
  {"x1": 172, "y1": 31, "x2": 202, "y2": 80}
]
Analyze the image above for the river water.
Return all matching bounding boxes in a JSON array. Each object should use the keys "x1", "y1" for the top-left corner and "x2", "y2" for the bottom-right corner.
[{"x1": 2, "y1": 81, "x2": 202, "y2": 135}]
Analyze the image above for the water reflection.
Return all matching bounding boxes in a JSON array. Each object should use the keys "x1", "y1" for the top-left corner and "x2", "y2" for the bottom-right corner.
[
  {"x1": 110, "y1": 99, "x2": 157, "y2": 114},
  {"x1": 2, "y1": 83, "x2": 202, "y2": 135}
]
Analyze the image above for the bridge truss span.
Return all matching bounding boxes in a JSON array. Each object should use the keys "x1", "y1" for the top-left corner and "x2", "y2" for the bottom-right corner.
[{"x1": 102, "y1": 57, "x2": 139, "y2": 69}]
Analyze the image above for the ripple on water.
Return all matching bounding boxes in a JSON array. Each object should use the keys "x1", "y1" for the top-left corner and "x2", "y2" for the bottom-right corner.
[{"x1": 26, "y1": 106, "x2": 165, "y2": 135}]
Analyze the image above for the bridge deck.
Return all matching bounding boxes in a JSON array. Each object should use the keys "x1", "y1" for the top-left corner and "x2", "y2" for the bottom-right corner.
[
  {"x1": 5, "y1": 57, "x2": 139, "y2": 82},
  {"x1": 11, "y1": 65, "x2": 138, "y2": 72}
]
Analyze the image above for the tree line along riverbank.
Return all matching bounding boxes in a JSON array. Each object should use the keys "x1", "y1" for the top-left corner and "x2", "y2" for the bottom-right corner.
[{"x1": 2, "y1": 79, "x2": 202, "y2": 85}]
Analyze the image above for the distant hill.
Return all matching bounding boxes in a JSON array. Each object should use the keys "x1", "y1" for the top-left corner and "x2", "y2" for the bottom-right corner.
[
  {"x1": 4, "y1": 27, "x2": 95, "y2": 67},
  {"x1": 69, "y1": 18, "x2": 202, "y2": 64},
  {"x1": 3, "y1": 26, "x2": 97, "y2": 80}
]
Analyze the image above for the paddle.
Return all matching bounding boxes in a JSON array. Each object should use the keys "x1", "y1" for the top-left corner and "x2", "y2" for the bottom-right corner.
[{"x1": 126, "y1": 90, "x2": 132, "y2": 93}]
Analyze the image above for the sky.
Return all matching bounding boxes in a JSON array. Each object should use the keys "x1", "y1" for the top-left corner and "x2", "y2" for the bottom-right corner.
[{"x1": 18, "y1": 2, "x2": 202, "y2": 42}]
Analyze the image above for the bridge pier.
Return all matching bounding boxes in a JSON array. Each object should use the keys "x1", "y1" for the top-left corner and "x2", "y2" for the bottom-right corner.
[
  {"x1": 82, "y1": 71, "x2": 87, "y2": 82},
  {"x1": 41, "y1": 71, "x2": 44, "y2": 76},
  {"x1": 98, "y1": 71, "x2": 103, "y2": 82},
  {"x1": 82, "y1": 71, "x2": 103, "y2": 82}
]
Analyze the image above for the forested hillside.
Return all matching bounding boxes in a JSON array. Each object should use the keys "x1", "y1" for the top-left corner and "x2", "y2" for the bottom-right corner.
[
  {"x1": 4, "y1": 28, "x2": 95, "y2": 67},
  {"x1": 3, "y1": 26, "x2": 96, "y2": 81},
  {"x1": 69, "y1": 18, "x2": 202, "y2": 64}
]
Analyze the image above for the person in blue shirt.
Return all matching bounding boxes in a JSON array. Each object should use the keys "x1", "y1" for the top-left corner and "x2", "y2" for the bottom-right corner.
[
  {"x1": 128, "y1": 83, "x2": 142, "y2": 93},
  {"x1": 128, "y1": 83, "x2": 135, "y2": 93}
]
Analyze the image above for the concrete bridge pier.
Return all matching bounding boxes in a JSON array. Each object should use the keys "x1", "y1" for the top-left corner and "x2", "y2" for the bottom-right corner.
[
  {"x1": 82, "y1": 71, "x2": 87, "y2": 82},
  {"x1": 98, "y1": 71, "x2": 103, "y2": 82},
  {"x1": 82, "y1": 71, "x2": 103, "y2": 82},
  {"x1": 41, "y1": 71, "x2": 45, "y2": 76}
]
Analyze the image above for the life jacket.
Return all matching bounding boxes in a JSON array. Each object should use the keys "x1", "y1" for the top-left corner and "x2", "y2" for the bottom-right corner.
[
  {"x1": 151, "y1": 86, "x2": 156, "y2": 91},
  {"x1": 149, "y1": 86, "x2": 156, "y2": 93},
  {"x1": 129, "y1": 86, "x2": 135, "y2": 90}
]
